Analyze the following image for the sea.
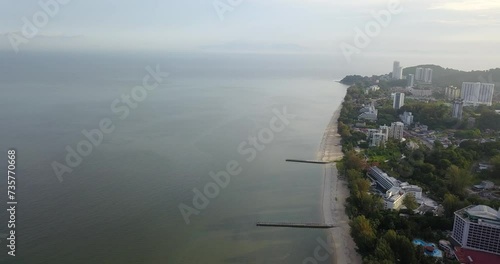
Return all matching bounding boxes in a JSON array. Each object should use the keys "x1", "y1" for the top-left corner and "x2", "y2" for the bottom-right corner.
[{"x1": 0, "y1": 51, "x2": 347, "y2": 264}]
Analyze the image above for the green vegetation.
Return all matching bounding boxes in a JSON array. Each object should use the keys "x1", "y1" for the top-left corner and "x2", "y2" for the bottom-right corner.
[
  {"x1": 337, "y1": 83, "x2": 500, "y2": 264},
  {"x1": 403, "y1": 194, "x2": 419, "y2": 211}
]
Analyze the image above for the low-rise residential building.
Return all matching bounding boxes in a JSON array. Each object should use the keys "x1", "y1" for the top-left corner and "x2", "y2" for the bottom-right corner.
[
  {"x1": 406, "y1": 87, "x2": 432, "y2": 97},
  {"x1": 358, "y1": 105, "x2": 378, "y2": 121},
  {"x1": 473, "y1": 181, "x2": 495, "y2": 190},
  {"x1": 364, "y1": 85, "x2": 380, "y2": 94},
  {"x1": 445, "y1": 86, "x2": 461, "y2": 100}
]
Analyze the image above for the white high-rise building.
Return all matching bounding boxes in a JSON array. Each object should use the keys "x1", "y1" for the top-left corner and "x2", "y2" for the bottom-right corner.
[
  {"x1": 452, "y1": 205, "x2": 500, "y2": 255},
  {"x1": 393, "y1": 92, "x2": 405, "y2": 109},
  {"x1": 379, "y1": 125, "x2": 390, "y2": 139},
  {"x1": 390, "y1": 122, "x2": 404, "y2": 140},
  {"x1": 400, "y1": 111, "x2": 414, "y2": 125},
  {"x1": 415, "y1": 68, "x2": 424, "y2": 81},
  {"x1": 424, "y1": 68, "x2": 433, "y2": 83},
  {"x1": 461, "y1": 82, "x2": 495, "y2": 106},
  {"x1": 392, "y1": 61, "x2": 403, "y2": 80},
  {"x1": 415, "y1": 67, "x2": 433, "y2": 83},
  {"x1": 452, "y1": 99, "x2": 464, "y2": 120},
  {"x1": 478, "y1": 83, "x2": 495, "y2": 106},
  {"x1": 407, "y1": 74, "x2": 415, "y2": 87}
]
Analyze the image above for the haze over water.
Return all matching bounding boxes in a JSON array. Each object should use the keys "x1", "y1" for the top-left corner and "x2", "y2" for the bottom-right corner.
[{"x1": 0, "y1": 52, "x2": 347, "y2": 263}]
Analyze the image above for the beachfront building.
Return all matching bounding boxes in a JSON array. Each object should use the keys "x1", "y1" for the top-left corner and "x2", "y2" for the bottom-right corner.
[
  {"x1": 461, "y1": 82, "x2": 495, "y2": 106},
  {"x1": 364, "y1": 85, "x2": 380, "y2": 94},
  {"x1": 389, "y1": 122, "x2": 404, "y2": 140},
  {"x1": 358, "y1": 104, "x2": 378, "y2": 121},
  {"x1": 368, "y1": 167, "x2": 423, "y2": 210},
  {"x1": 451, "y1": 205, "x2": 500, "y2": 255},
  {"x1": 384, "y1": 186, "x2": 406, "y2": 210},
  {"x1": 368, "y1": 167, "x2": 398, "y2": 190},
  {"x1": 393, "y1": 92, "x2": 405, "y2": 109}
]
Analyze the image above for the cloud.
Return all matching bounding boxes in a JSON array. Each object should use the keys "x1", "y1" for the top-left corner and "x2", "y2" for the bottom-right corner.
[{"x1": 429, "y1": 0, "x2": 500, "y2": 11}]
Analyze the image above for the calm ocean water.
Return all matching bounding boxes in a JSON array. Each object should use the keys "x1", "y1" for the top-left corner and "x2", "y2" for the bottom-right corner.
[{"x1": 0, "y1": 51, "x2": 347, "y2": 264}]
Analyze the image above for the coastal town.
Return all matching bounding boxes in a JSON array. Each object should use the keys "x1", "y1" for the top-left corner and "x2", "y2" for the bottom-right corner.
[{"x1": 334, "y1": 62, "x2": 500, "y2": 263}]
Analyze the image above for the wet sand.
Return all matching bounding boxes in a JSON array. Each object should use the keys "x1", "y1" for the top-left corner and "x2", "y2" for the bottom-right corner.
[{"x1": 317, "y1": 108, "x2": 362, "y2": 264}]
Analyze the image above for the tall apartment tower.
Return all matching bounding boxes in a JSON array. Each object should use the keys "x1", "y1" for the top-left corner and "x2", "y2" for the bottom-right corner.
[
  {"x1": 392, "y1": 61, "x2": 403, "y2": 80},
  {"x1": 407, "y1": 74, "x2": 415, "y2": 87},
  {"x1": 393, "y1": 92, "x2": 405, "y2": 109},
  {"x1": 452, "y1": 99, "x2": 464, "y2": 120},
  {"x1": 415, "y1": 68, "x2": 424, "y2": 81},
  {"x1": 424, "y1": 68, "x2": 433, "y2": 83},
  {"x1": 415, "y1": 67, "x2": 433, "y2": 83},
  {"x1": 390, "y1": 122, "x2": 404, "y2": 140},
  {"x1": 461, "y1": 82, "x2": 495, "y2": 106}
]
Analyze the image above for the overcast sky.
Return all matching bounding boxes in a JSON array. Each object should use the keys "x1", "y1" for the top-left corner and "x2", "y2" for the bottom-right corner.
[{"x1": 1, "y1": 0, "x2": 499, "y2": 70}]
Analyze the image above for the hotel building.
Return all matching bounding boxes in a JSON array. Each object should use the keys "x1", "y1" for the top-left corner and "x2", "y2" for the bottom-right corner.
[
  {"x1": 368, "y1": 167, "x2": 422, "y2": 210},
  {"x1": 452, "y1": 205, "x2": 500, "y2": 255}
]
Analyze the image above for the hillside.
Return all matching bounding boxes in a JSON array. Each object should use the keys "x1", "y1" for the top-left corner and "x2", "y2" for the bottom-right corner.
[
  {"x1": 403, "y1": 65, "x2": 500, "y2": 88},
  {"x1": 341, "y1": 66, "x2": 500, "y2": 90}
]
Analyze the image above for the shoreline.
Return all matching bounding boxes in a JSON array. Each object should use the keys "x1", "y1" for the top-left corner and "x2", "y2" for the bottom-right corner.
[{"x1": 318, "y1": 106, "x2": 362, "y2": 264}]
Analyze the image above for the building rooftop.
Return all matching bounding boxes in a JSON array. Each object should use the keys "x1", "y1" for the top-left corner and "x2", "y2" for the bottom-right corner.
[
  {"x1": 456, "y1": 205, "x2": 500, "y2": 226},
  {"x1": 466, "y1": 205, "x2": 499, "y2": 222}
]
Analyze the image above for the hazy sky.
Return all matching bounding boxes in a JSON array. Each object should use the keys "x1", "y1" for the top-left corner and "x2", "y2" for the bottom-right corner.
[{"x1": 1, "y1": 0, "x2": 499, "y2": 70}]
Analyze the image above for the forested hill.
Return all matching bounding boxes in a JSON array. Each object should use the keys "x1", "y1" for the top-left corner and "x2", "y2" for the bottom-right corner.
[
  {"x1": 340, "y1": 66, "x2": 500, "y2": 89},
  {"x1": 403, "y1": 65, "x2": 500, "y2": 88}
]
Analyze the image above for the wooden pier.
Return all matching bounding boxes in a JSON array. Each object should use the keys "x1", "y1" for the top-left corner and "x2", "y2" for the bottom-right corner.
[
  {"x1": 285, "y1": 159, "x2": 331, "y2": 164},
  {"x1": 256, "y1": 222, "x2": 337, "y2": 229}
]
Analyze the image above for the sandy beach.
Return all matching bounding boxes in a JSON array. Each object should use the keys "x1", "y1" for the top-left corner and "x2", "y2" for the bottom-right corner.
[{"x1": 318, "y1": 107, "x2": 362, "y2": 264}]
